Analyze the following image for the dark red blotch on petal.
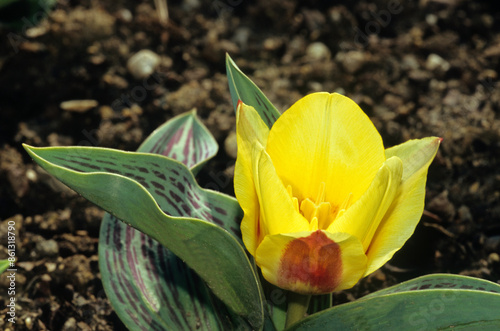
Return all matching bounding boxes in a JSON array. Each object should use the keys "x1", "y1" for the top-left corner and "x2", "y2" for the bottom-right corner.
[{"x1": 278, "y1": 230, "x2": 342, "y2": 294}]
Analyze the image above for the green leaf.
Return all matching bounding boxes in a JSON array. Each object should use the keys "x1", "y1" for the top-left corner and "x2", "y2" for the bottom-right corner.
[
  {"x1": 361, "y1": 273, "x2": 500, "y2": 299},
  {"x1": 100, "y1": 111, "x2": 248, "y2": 330},
  {"x1": 0, "y1": 259, "x2": 10, "y2": 274},
  {"x1": 226, "y1": 53, "x2": 281, "y2": 128},
  {"x1": 288, "y1": 274, "x2": 500, "y2": 330},
  {"x1": 138, "y1": 109, "x2": 218, "y2": 175},
  {"x1": 24, "y1": 144, "x2": 264, "y2": 330},
  {"x1": 100, "y1": 214, "x2": 245, "y2": 330},
  {"x1": 25, "y1": 145, "x2": 243, "y2": 240},
  {"x1": 96, "y1": 111, "x2": 255, "y2": 330},
  {"x1": 226, "y1": 54, "x2": 289, "y2": 330}
]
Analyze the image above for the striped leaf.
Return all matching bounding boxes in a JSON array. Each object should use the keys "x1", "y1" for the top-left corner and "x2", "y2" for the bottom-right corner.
[
  {"x1": 361, "y1": 273, "x2": 500, "y2": 299},
  {"x1": 226, "y1": 53, "x2": 281, "y2": 128},
  {"x1": 138, "y1": 109, "x2": 217, "y2": 175},
  {"x1": 96, "y1": 111, "x2": 253, "y2": 330},
  {"x1": 100, "y1": 214, "x2": 245, "y2": 330},
  {"x1": 23, "y1": 113, "x2": 264, "y2": 330},
  {"x1": 288, "y1": 274, "x2": 500, "y2": 330}
]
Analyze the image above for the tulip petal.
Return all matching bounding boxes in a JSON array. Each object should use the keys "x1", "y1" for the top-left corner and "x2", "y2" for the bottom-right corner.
[
  {"x1": 266, "y1": 92, "x2": 385, "y2": 210},
  {"x1": 235, "y1": 102, "x2": 271, "y2": 255},
  {"x1": 327, "y1": 156, "x2": 403, "y2": 252},
  {"x1": 256, "y1": 231, "x2": 367, "y2": 295},
  {"x1": 253, "y1": 145, "x2": 309, "y2": 238},
  {"x1": 385, "y1": 137, "x2": 442, "y2": 183},
  {"x1": 364, "y1": 137, "x2": 441, "y2": 275}
]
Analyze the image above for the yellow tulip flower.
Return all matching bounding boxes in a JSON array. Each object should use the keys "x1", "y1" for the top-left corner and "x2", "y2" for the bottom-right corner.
[{"x1": 234, "y1": 92, "x2": 440, "y2": 295}]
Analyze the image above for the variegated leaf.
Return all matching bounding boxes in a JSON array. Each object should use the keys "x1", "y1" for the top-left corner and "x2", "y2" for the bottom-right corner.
[
  {"x1": 288, "y1": 274, "x2": 500, "y2": 331},
  {"x1": 95, "y1": 111, "x2": 253, "y2": 330},
  {"x1": 139, "y1": 109, "x2": 217, "y2": 174},
  {"x1": 23, "y1": 143, "x2": 263, "y2": 330}
]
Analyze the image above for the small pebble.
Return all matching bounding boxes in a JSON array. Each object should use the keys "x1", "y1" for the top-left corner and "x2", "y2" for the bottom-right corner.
[
  {"x1": 62, "y1": 255, "x2": 94, "y2": 291},
  {"x1": 425, "y1": 53, "x2": 450, "y2": 72},
  {"x1": 488, "y1": 253, "x2": 500, "y2": 263},
  {"x1": 36, "y1": 239, "x2": 59, "y2": 256},
  {"x1": 425, "y1": 14, "x2": 438, "y2": 25},
  {"x1": 336, "y1": 50, "x2": 366, "y2": 73},
  {"x1": 103, "y1": 73, "x2": 129, "y2": 89},
  {"x1": 41, "y1": 274, "x2": 52, "y2": 282},
  {"x1": 25, "y1": 316, "x2": 33, "y2": 330},
  {"x1": 25, "y1": 25, "x2": 48, "y2": 38},
  {"x1": 127, "y1": 49, "x2": 161, "y2": 79},
  {"x1": 117, "y1": 9, "x2": 133, "y2": 22},
  {"x1": 20, "y1": 41, "x2": 46, "y2": 52},
  {"x1": 60, "y1": 100, "x2": 98, "y2": 112},
  {"x1": 62, "y1": 317, "x2": 77, "y2": 331},
  {"x1": 182, "y1": 0, "x2": 201, "y2": 11},
  {"x1": 401, "y1": 54, "x2": 419, "y2": 71},
  {"x1": 46, "y1": 262, "x2": 57, "y2": 273},
  {"x1": 457, "y1": 205, "x2": 472, "y2": 223},
  {"x1": 469, "y1": 181, "x2": 480, "y2": 194},
  {"x1": 99, "y1": 105, "x2": 114, "y2": 120},
  {"x1": 263, "y1": 37, "x2": 283, "y2": 51},
  {"x1": 306, "y1": 42, "x2": 331, "y2": 61},
  {"x1": 232, "y1": 27, "x2": 251, "y2": 51}
]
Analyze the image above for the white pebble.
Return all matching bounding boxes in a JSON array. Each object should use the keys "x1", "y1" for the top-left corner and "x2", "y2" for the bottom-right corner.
[
  {"x1": 127, "y1": 49, "x2": 161, "y2": 79},
  {"x1": 426, "y1": 53, "x2": 450, "y2": 72},
  {"x1": 306, "y1": 42, "x2": 331, "y2": 61}
]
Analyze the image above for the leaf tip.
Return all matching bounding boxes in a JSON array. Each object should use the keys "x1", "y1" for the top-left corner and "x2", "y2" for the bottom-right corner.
[{"x1": 22, "y1": 143, "x2": 37, "y2": 157}]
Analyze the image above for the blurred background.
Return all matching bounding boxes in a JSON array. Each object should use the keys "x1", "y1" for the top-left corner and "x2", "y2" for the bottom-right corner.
[{"x1": 0, "y1": 0, "x2": 499, "y2": 329}]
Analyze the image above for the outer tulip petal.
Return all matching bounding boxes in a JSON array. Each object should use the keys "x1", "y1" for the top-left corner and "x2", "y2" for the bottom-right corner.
[
  {"x1": 253, "y1": 145, "x2": 309, "y2": 238},
  {"x1": 385, "y1": 137, "x2": 442, "y2": 183},
  {"x1": 327, "y1": 157, "x2": 403, "y2": 251},
  {"x1": 256, "y1": 230, "x2": 367, "y2": 295},
  {"x1": 364, "y1": 137, "x2": 441, "y2": 275},
  {"x1": 235, "y1": 102, "x2": 270, "y2": 255},
  {"x1": 266, "y1": 92, "x2": 385, "y2": 208}
]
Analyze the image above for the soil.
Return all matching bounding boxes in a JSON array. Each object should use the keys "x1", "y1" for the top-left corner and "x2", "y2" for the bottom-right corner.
[{"x1": 1, "y1": 0, "x2": 499, "y2": 330}]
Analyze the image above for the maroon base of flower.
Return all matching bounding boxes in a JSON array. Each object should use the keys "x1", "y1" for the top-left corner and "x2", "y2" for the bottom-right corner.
[{"x1": 278, "y1": 230, "x2": 342, "y2": 294}]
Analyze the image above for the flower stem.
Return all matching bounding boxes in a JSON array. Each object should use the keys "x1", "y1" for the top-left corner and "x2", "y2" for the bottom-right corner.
[{"x1": 285, "y1": 292, "x2": 311, "y2": 328}]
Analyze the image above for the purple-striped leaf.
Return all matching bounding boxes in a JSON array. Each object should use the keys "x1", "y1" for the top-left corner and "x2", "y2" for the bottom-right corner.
[
  {"x1": 100, "y1": 214, "x2": 242, "y2": 330},
  {"x1": 97, "y1": 111, "x2": 250, "y2": 330},
  {"x1": 25, "y1": 147, "x2": 243, "y2": 240},
  {"x1": 24, "y1": 145, "x2": 263, "y2": 329},
  {"x1": 139, "y1": 109, "x2": 218, "y2": 174},
  {"x1": 23, "y1": 112, "x2": 264, "y2": 330}
]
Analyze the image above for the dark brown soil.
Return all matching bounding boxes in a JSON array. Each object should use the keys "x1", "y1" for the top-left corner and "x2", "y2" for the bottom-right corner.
[{"x1": 1, "y1": 0, "x2": 499, "y2": 330}]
